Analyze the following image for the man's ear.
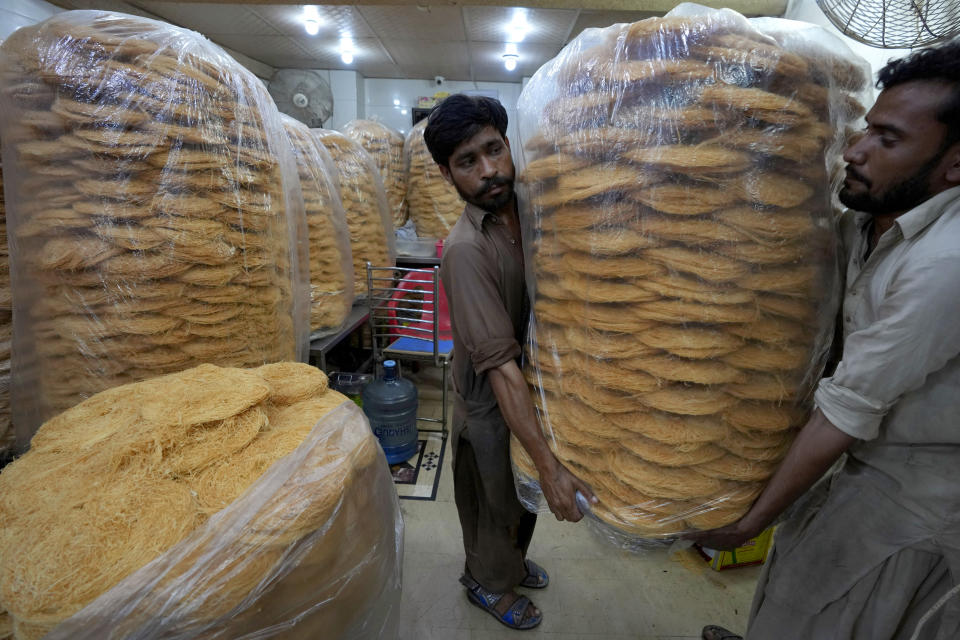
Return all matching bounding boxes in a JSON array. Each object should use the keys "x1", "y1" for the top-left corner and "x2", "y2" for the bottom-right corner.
[
  {"x1": 504, "y1": 135, "x2": 511, "y2": 150},
  {"x1": 945, "y1": 141, "x2": 960, "y2": 186},
  {"x1": 437, "y1": 163, "x2": 454, "y2": 186}
]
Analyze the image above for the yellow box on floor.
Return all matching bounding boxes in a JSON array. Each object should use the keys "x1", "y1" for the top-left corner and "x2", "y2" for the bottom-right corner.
[{"x1": 701, "y1": 527, "x2": 775, "y2": 571}]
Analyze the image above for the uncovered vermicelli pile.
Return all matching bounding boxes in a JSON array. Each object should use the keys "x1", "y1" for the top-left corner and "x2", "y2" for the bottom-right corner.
[
  {"x1": 0, "y1": 363, "x2": 402, "y2": 640},
  {"x1": 342, "y1": 119, "x2": 407, "y2": 228},
  {"x1": 0, "y1": 11, "x2": 307, "y2": 442},
  {"x1": 281, "y1": 116, "x2": 354, "y2": 333},
  {"x1": 312, "y1": 129, "x2": 395, "y2": 298},
  {"x1": 513, "y1": 7, "x2": 870, "y2": 543},
  {"x1": 403, "y1": 118, "x2": 464, "y2": 240}
]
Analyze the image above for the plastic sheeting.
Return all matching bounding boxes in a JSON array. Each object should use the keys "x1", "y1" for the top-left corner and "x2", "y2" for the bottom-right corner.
[
  {"x1": 312, "y1": 129, "x2": 396, "y2": 299},
  {"x1": 0, "y1": 11, "x2": 310, "y2": 448},
  {"x1": 342, "y1": 119, "x2": 407, "y2": 229},
  {"x1": 0, "y1": 365, "x2": 403, "y2": 640},
  {"x1": 512, "y1": 5, "x2": 871, "y2": 548},
  {"x1": 403, "y1": 118, "x2": 464, "y2": 240},
  {"x1": 0, "y1": 155, "x2": 10, "y2": 456},
  {"x1": 282, "y1": 116, "x2": 355, "y2": 336}
]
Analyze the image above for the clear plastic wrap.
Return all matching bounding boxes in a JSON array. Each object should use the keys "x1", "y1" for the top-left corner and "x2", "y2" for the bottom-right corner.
[
  {"x1": 0, "y1": 154, "x2": 10, "y2": 456},
  {"x1": 341, "y1": 119, "x2": 407, "y2": 229},
  {"x1": 0, "y1": 11, "x2": 310, "y2": 447},
  {"x1": 403, "y1": 118, "x2": 465, "y2": 240},
  {"x1": 0, "y1": 362, "x2": 403, "y2": 640},
  {"x1": 282, "y1": 116, "x2": 355, "y2": 336},
  {"x1": 312, "y1": 129, "x2": 396, "y2": 299},
  {"x1": 513, "y1": 5, "x2": 868, "y2": 549}
]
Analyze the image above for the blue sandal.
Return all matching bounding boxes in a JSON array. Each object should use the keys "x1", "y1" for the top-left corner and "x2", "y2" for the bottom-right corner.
[
  {"x1": 460, "y1": 574, "x2": 542, "y2": 630},
  {"x1": 519, "y1": 559, "x2": 549, "y2": 589}
]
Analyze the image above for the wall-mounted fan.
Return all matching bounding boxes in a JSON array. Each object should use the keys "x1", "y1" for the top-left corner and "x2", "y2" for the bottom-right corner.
[
  {"x1": 268, "y1": 69, "x2": 334, "y2": 128},
  {"x1": 817, "y1": 0, "x2": 960, "y2": 48}
]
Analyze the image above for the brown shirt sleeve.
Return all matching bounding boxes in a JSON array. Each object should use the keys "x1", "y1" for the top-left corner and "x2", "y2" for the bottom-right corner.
[{"x1": 441, "y1": 241, "x2": 521, "y2": 375}]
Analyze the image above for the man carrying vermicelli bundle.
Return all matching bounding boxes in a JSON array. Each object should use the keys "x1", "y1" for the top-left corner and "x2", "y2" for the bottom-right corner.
[
  {"x1": 425, "y1": 95, "x2": 598, "y2": 631},
  {"x1": 691, "y1": 40, "x2": 960, "y2": 640}
]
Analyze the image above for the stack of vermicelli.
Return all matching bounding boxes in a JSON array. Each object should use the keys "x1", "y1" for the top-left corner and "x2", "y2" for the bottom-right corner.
[
  {"x1": 312, "y1": 129, "x2": 395, "y2": 298},
  {"x1": 342, "y1": 119, "x2": 407, "y2": 228},
  {"x1": 0, "y1": 362, "x2": 401, "y2": 640},
  {"x1": 513, "y1": 8, "x2": 869, "y2": 541},
  {"x1": 281, "y1": 116, "x2": 354, "y2": 334},
  {"x1": 403, "y1": 118, "x2": 464, "y2": 239},
  {"x1": 0, "y1": 12, "x2": 305, "y2": 442}
]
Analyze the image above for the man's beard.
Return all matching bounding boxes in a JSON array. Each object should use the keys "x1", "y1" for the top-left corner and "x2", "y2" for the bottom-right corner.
[
  {"x1": 839, "y1": 153, "x2": 940, "y2": 215},
  {"x1": 454, "y1": 175, "x2": 515, "y2": 213}
]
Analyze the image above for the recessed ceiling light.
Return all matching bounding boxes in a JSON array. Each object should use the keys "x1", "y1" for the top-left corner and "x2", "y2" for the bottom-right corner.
[
  {"x1": 393, "y1": 99, "x2": 400, "y2": 106},
  {"x1": 505, "y1": 8, "x2": 530, "y2": 43},
  {"x1": 401, "y1": 109, "x2": 408, "y2": 115},
  {"x1": 503, "y1": 53, "x2": 518, "y2": 71},
  {"x1": 340, "y1": 34, "x2": 355, "y2": 65},
  {"x1": 302, "y1": 5, "x2": 321, "y2": 36}
]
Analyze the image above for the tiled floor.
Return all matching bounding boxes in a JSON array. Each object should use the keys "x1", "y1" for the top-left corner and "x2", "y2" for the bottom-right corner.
[{"x1": 397, "y1": 366, "x2": 761, "y2": 640}]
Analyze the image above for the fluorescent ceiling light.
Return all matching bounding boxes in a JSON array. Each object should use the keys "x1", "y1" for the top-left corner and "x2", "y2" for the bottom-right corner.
[
  {"x1": 505, "y1": 8, "x2": 530, "y2": 43},
  {"x1": 340, "y1": 34, "x2": 355, "y2": 64},
  {"x1": 302, "y1": 5, "x2": 321, "y2": 35},
  {"x1": 393, "y1": 99, "x2": 400, "y2": 106}
]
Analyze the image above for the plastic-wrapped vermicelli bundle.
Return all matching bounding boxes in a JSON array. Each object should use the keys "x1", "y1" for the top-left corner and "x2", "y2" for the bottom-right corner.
[
  {"x1": 312, "y1": 129, "x2": 395, "y2": 299},
  {"x1": 0, "y1": 155, "x2": 10, "y2": 456},
  {"x1": 0, "y1": 11, "x2": 309, "y2": 446},
  {"x1": 512, "y1": 6, "x2": 869, "y2": 547},
  {"x1": 403, "y1": 118, "x2": 464, "y2": 240},
  {"x1": 0, "y1": 363, "x2": 403, "y2": 640},
  {"x1": 281, "y1": 116, "x2": 354, "y2": 335},
  {"x1": 342, "y1": 119, "x2": 407, "y2": 228}
]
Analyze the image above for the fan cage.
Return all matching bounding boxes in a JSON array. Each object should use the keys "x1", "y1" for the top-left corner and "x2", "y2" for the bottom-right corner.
[{"x1": 817, "y1": 0, "x2": 960, "y2": 48}]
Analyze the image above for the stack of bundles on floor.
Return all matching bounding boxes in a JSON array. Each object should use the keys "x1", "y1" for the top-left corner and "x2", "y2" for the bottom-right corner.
[
  {"x1": 512, "y1": 7, "x2": 868, "y2": 544},
  {"x1": 0, "y1": 363, "x2": 403, "y2": 640},
  {"x1": 342, "y1": 119, "x2": 407, "y2": 228},
  {"x1": 0, "y1": 156, "x2": 10, "y2": 456},
  {"x1": 312, "y1": 129, "x2": 395, "y2": 299},
  {"x1": 0, "y1": 11, "x2": 309, "y2": 446},
  {"x1": 281, "y1": 116, "x2": 354, "y2": 334},
  {"x1": 403, "y1": 118, "x2": 464, "y2": 240}
]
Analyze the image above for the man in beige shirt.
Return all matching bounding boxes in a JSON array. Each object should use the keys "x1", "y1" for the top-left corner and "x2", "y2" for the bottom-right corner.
[
  {"x1": 693, "y1": 41, "x2": 960, "y2": 640},
  {"x1": 424, "y1": 95, "x2": 596, "y2": 631}
]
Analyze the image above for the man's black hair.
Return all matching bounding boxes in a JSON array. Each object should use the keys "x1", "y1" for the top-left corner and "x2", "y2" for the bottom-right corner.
[
  {"x1": 423, "y1": 94, "x2": 508, "y2": 167},
  {"x1": 877, "y1": 39, "x2": 960, "y2": 147}
]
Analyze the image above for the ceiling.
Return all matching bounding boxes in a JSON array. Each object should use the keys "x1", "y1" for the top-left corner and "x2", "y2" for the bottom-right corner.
[{"x1": 50, "y1": 2, "x2": 788, "y2": 82}]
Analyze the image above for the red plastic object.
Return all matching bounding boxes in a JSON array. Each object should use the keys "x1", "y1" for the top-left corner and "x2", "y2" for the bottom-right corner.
[{"x1": 386, "y1": 272, "x2": 452, "y2": 340}]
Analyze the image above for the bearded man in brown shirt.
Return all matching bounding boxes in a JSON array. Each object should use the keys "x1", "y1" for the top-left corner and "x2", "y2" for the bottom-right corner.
[{"x1": 425, "y1": 94, "x2": 597, "y2": 631}]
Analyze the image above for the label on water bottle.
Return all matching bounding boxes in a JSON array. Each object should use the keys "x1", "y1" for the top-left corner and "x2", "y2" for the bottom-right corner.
[{"x1": 374, "y1": 420, "x2": 411, "y2": 440}]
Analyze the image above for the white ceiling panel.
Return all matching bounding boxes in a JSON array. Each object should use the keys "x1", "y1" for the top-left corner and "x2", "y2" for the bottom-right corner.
[
  {"x1": 252, "y1": 5, "x2": 376, "y2": 38},
  {"x1": 298, "y1": 36, "x2": 394, "y2": 67},
  {"x1": 464, "y1": 7, "x2": 577, "y2": 45},
  {"x1": 470, "y1": 40, "x2": 559, "y2": 82},
  {"x1": 381, "y1": 39, "x2": 470, "y2": 73},
  {"x1": 211, "y1": 33, "x2": 308, "y2": 62},
  {"x1": 358, "y1": 5, "x2": 466, "y2": 41},
  {"x1": 134, "y1": 2, "x2": 279, "y2": 36}
]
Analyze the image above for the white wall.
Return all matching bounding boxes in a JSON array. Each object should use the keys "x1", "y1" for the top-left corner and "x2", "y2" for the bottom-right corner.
[
  {"x1": 363, "y1": 78, "x2": 523, "y2": 142},
  {"x1": 0, "y1": 0, "x2": 63, "y2": 43}
]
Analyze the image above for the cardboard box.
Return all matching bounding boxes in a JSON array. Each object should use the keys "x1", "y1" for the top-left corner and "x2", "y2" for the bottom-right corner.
[{"x1": 698, "y1": 527, "x2": 775, "y2": 571}]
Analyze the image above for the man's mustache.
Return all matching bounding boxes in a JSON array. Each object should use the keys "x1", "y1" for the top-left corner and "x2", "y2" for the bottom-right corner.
[
  {"x1": 845, "y1": 166, "x2": 871, "y2": 187},
  {"x1": 478, "y1": 176, "x2": 511, "y2": 196}
]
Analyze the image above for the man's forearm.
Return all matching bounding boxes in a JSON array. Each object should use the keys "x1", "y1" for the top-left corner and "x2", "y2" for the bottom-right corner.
[
  {"x1": 738, "y1": 409, "x2": 855, "y2": 535},
  {"x1": 488, "y1": 361, "x2": 557, "y2": 472}
]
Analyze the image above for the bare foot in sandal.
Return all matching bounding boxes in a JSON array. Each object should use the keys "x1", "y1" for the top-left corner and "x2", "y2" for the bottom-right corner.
[{"x1": 461, "y1": 574, "x2": 543, "y2": 630}]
